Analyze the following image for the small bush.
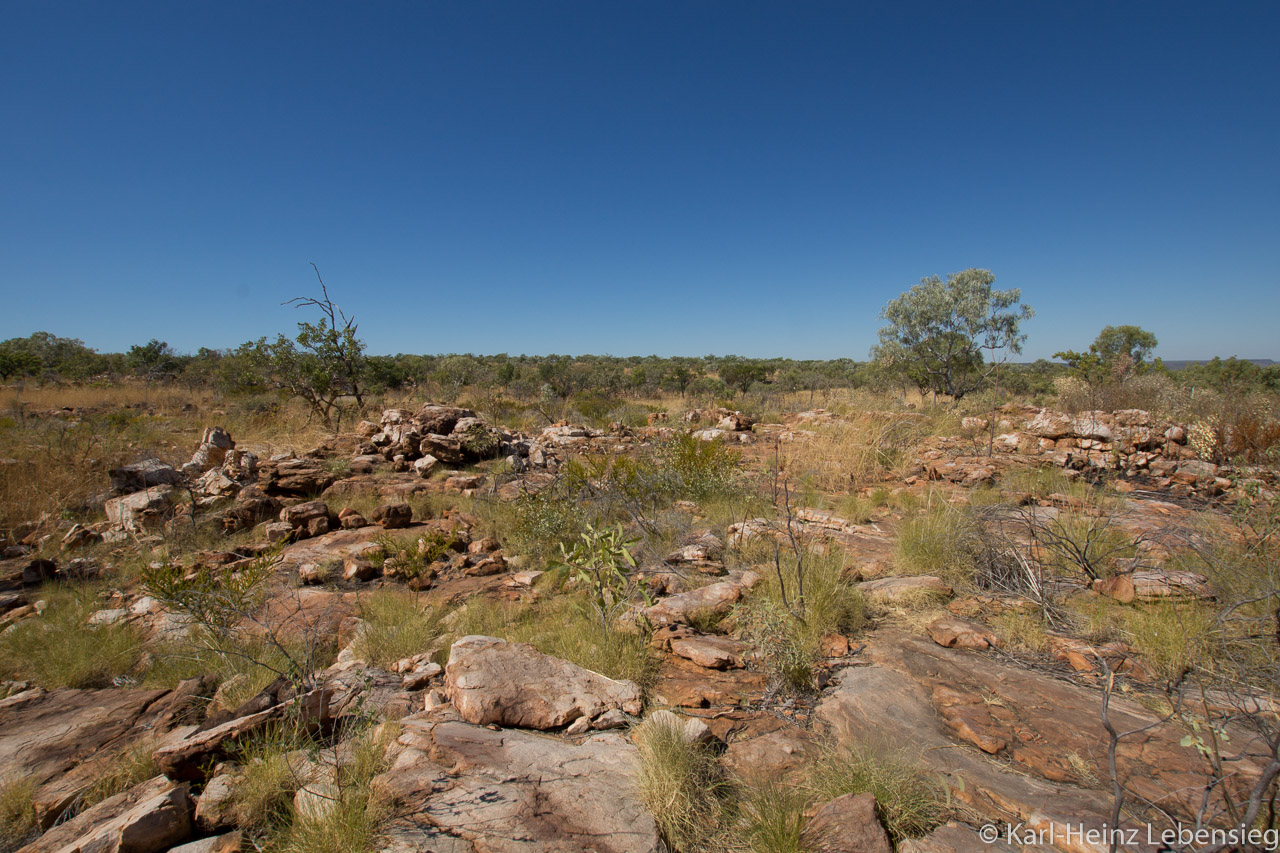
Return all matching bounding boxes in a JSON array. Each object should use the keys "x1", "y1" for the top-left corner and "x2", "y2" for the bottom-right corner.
[
  {"x1": 657, "y1": 433, "x2": 741, "y2": 502},
  {"x1": 806, "y1": 743, "x2": 948, "y2": 841}
]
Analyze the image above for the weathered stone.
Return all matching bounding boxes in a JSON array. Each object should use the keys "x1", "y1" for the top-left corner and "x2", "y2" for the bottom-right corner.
[
  {"x1": 670, "y1": 635, "x2": 748, "y2": 669},
  {"x1": 20, "y1": 776, "x2": 191, "y2": 853},
  {"x1": 445, "y1": 636, "x2": 642, "y2": 730},
  {"x1": 926, "y1": 615, "x2": 999, "y2": 650},
  {"x1": 412, "y1": 455, "x2": 439, "y2": 478},
  {"x1": 104, "y1": 486, "x2": 176, "y2": 531},
  {"x1": 642, "y1": 573, "x2": 757, "y2": 626},
  {"x1": 194, "y1": 772, "x2": 241, "y2": 831},
  {"x1": 805, "y1": 792, "x2": 892, "y2": 853},
  {"x1": 168, "y1": 831, "x2": 242, "y2": 853},
  {"x1": 110, "y1": 459, "x2": 183, "y2": 494},
  {"x1": 371, "y1": 503, "x2": 412, "y2": 529},
  {"x1": 373, "y1": 715, "x2": 663, "y2": 853}
]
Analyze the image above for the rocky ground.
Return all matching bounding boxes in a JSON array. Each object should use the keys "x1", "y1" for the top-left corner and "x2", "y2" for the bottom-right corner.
[{"x1": 1, "y1": 401, "x2": 1277, "y2": 853}]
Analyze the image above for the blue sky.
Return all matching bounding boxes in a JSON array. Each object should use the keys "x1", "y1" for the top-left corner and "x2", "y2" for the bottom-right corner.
[{"x1": 2, "y1": 1, "x2": 1277, "y2": 360}]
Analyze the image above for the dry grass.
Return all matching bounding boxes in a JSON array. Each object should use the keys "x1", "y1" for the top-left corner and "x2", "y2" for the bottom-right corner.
[
  {"x1": 0, "y1": 775, "x2": 37, "y2": 853},
  {"x1": 805, "y1": 742, "x2": 948, "y2": 842},
  {"x1": 632, "y1": 714, "x2": 726, "y2": 852},
  {"x1": 0, "y1": 584, "x2": 145, "y2": 688},
  {"x1": 80, "y1": 738, "x2": 160, "y2": 809},
  {"x1": 778, "y1": 412, "x2": 939, "y2": 491},
  {"x1": 353, "y1": 590, "x2": 448, "y2": 669},
  {"x1": 447, "y1": 595, "x2": 658, "y2": 689}
]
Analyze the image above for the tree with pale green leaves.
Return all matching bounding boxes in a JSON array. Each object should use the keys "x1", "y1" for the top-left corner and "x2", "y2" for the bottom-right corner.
[{"x1": 873, "y1": 269, "x2": 1033, "y2": 401}]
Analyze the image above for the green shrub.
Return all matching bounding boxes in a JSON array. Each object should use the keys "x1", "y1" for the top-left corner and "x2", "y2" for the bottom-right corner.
[{"x1": 658, "y1": 433, "x2": 741, "y2": 502}]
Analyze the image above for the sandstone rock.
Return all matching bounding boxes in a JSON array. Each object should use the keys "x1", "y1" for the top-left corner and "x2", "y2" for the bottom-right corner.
[
  {"x1": 371, "y1": 503, "x2": 412, "y2": 529},
  {"x1": 444, "y1": 474, "x2": 485, "y2": 493},
  {"x1": 337, "y1": 507, "x2": 369, "y2": 529},
  {"x1": 20, "y1": 776, "x2": 191, "y2": 853},
  {"x1": 416, "y1": 405, "x2": 475, "y2": 436},
  {"x1": 1028, "y1": 410, "x2": 1074, "y2": 439},
  {"x1": 926, "y1": 615, "x2": 999, "y2": 650},
  {"x1": 412, "y1": 455, "x2": 439, "y2": 478},
  {"x1": 104, "y1": 486, "x2": 176, "y2": 531},
  {"x1": 280, "y1": 500, "x2": 329, "y2": 530},
  {"x1": 642, "y1": 573, "x2": 757, "y2": 626},
  {"x1": 444, "y1": 636, "x2": 642, "y2": 730},
  {"x1": 818, "y1": 631, "x2": 1261, "y2": 831},
  {"x1": 805, "y1": 792, "x2": 891, "y2": 853},
  {"x1": 722, "y1": 728, "x2": 817, "y2": 781},
  {"x1": 169, "y1": 831, "x2": 242, "y2": 853},
  {"x1": 261, "y1": 457, "x2": 335, "y2": 497},
  {"x1": 670, "y1": 635, "x2": 748, "y2": 669},
  {"x1": 194, "y1": 772, "x2": 241, "y2": 831},
  {"x1": 109, "y1": 458, "x2": 183, "y2": 494},
  {"x1": 1094, "y1": 569, "x2": 1214, "y2": 603},
  {"x1": 898, "y1": 822, "x2": 1004, "y2": 853},
  {"x1": 372, "y1": 715, "x2": 663, "y2": 853}
]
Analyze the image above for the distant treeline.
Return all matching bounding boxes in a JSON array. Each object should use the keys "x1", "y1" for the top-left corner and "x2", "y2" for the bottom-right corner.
[{"x1": 2, "y1": 331, "x2": 1278, "y2": 400}]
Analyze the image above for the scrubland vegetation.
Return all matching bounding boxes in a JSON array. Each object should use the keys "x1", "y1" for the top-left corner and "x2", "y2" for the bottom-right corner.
[{"x1": 2, "y1": 277, "x2": 1279, "y2": 853}]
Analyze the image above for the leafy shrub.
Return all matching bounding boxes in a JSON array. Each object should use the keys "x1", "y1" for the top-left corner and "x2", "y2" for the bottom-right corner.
[{"x1": 657, "y1": 433, "x2": 741, "y2": 502}]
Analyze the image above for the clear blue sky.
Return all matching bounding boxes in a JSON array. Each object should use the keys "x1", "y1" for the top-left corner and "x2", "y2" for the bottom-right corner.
[{"x1": 2, "y1": 1, "x2": 1277, "y2": 361}]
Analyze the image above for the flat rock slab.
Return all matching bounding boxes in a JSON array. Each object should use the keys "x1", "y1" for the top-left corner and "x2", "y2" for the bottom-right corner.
[
  {"x1": 652, "y1": 656, "x2": 768, "y2": 708},
  {"x1": 669, "y1": 634, "x2": 749, "y2": 669},
  {"x1": 0, "y1": 688, "x2": 169, "y2": 788},
  {"x1": 372, "y1": 714, "x2": 664, "y2": 853},
  {"x1": 817, "y1": 631, "x2": 1269, "y2": 841},
  {"x1": 444, "y1": 636, "x2": 642, "y2": 730},
  {"x1": 642, "y1": 572, "x2": 757, "y2": 626}
]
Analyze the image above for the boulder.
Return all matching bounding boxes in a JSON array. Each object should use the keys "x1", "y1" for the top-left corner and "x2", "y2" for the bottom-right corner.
[
  {"x1": 109, "y1": 459, "x2": 183, "y2": 494},
  {"x1": 642, "y1": 573, "x2": 757, "y2": 627},
  {"x1": 280, "y1": 500, "x2": 329, "y2": 530},
  {"x1": 104, "y1": 486, "x2": 176, "y2": 531},
  {"x1": 444, "y1": 636, "x2": 642, "y2": 730},
  {"x1": 412, "y1": 455, "x2": 439, "y2": 478},
  {"x1": 804, "y1": 792, "x2": 892, "y2": 853},
  {"x1": 1027, "y1": 410, "x2": 1074, "y2": 439},
  {"x1": 19, "y1": 776, "x2": 191, "y2": 853},
  {"x1": 669, "y1": 635, "x2": 748, "y2": 669},
  {"x1": 926, "y1": 615, "x2": 999, "y2": 650},
  {"x1": 371, "y1": 503, "x2": 412, "y2": 529}
]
